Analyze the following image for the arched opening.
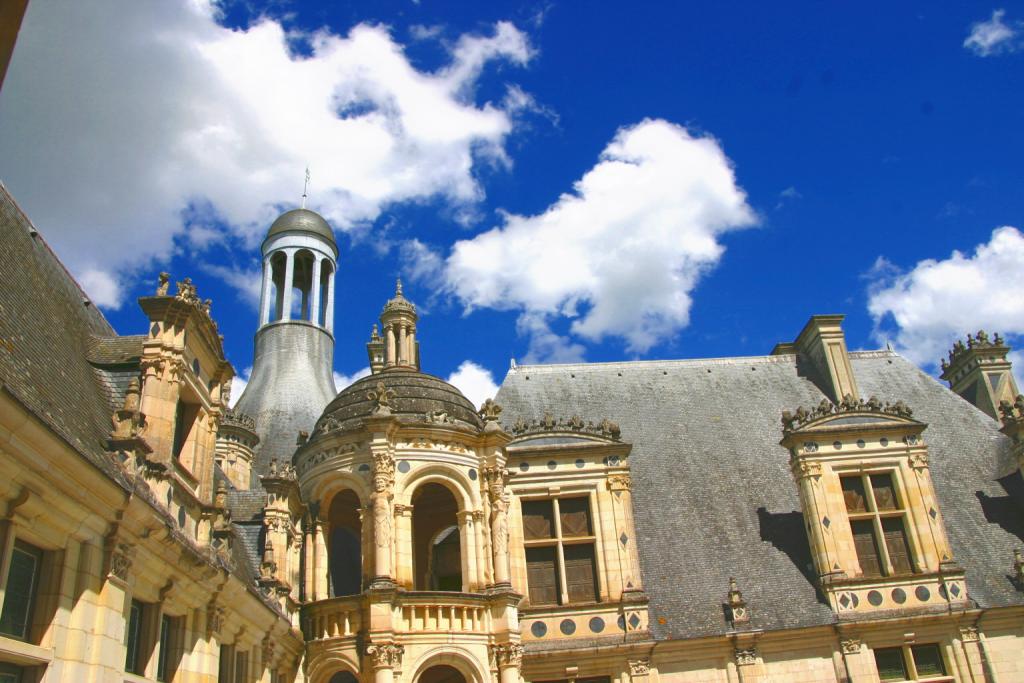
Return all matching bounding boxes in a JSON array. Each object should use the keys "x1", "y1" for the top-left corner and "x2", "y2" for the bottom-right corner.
[
  {"x1": 318, "y1": 260, "x2": 334, "y2": 327},
  {"x1": 418, "y1": 665, "x2": 466, "y2": 683},
  {"x1": 329, "y1": 672, "x2": 359, "y2": 683},
  {"x1": 328, "y1": 490, "x2": 362, "y2": 596},
  {"x1": 293, "y1": 249, "x2": 315, "y2": 321},
  {"x1": 270, "y1": 251, "x2": 287, "y2": 322},
  {"x1": 412, "y1": 483, "x2": 462, "y2": 591}
]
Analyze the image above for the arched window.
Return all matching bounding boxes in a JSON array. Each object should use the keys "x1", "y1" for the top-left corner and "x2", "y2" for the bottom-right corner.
[
  {"x1": 328, "y1": 490, "x2": 362, "y2": 596},
  {"x1": 419, "y1": 665, "x2": 466, "y2": 683},
  {"x1": 318, "y1": 260, "x2": 334, "y2": 327},
  {"x1": 412, "y1": 483, "x2": 462, "y2": 591},
  {"x1": 293, "y1": 249, "x2": 315, "y2": 321},
  {"x1": 330, "y1": 672, "x2": 359, "y2": 683},
  {"x1": 270, "y1": 251, "x2": 287, "y2": 322}
]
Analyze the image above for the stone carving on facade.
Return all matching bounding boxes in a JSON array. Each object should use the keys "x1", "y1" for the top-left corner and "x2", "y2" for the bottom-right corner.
[
  {"x1": 110, "y1": 377, "x2": 147, "y2": 440},
  {"x1": 628, "y1": 659, "x2": 651, "y2": 676},
  {"x1": 365, "y1": 642, "x2": 404, "y2": 669},
  {"x1": 942, "y1": 330, "x2": 1006, "y2": 372},
  {"x1": 490, "y1": 643, "x2": 524, "y2": 669},
  {"x1": 367, "y1": 381, "x2": 396, "y2": 415},
  {"x1": 998, "y1": 395, "x2": 1024, "y2": 428},
  {"x1": 107, "y1": 541, "x2": 134, "y2": 582},
  {"x1": 1013, "y1": 549, "x2": 1024, "y2": 589},
  {"x1": 156, "y1": 272, "x2": 170, "y2": 296},
  {"x1": 261, "y1": 636, "x2": 274, "y2": 664},
  {"x1": 790, "y1": 459, "x2": 822, "y2": 480},
  {"x1": 372, "y1": 452, "x2": 395, "y2": 549},
  {"x1": 726, "y1": 577, "x2": 749, "y2": 624},
  {"x1": 424, "y1": 410, "x2": 453, "y2": 424},
  {"x1": 221, "y1": 408, "x2": 256, "y2": 431},
  {"x1": 478, "y1": 398, "x2": 502, "y2": 422},
  {"x1": 909, "y1": 452, "x2": 930, "y2": 470},
  {"x1": 608, "y1": 474, "x2": 632, "y2": 492},
  {"x1": 206, "y1": 602, "x2": 224, "y2": 637},
  {"x1": 484, "y1": 466, "x2": 512, "y2": 583},
  {"x1": 959, "y1": 625, "x2": 980, "y2": 642},
  {"x1": 507, "y1": 414, "x2": 622, "y2": 441},
  {"x1": 259, "y1": 538, "x2": 278, "y2": 580},
  {"x1": 734, "y1": 648, "x2": 758, "y2": 666},
  {"x1": 782, "y1": 395, "x2": 913, "y2": 433},
  {"x1": 840, "y1": 638, "x2": 861, "y2": 654}
]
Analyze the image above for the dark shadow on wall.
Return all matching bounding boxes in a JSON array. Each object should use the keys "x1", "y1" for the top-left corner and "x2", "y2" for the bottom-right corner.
[{"x1": 975, "y1": 472, "x2": 1024, "y2": 544}]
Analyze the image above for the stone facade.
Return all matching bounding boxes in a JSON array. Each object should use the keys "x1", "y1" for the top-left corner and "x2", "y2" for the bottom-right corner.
[{"x1": 1, "y1": 185, "x2": 1024, "y2": 683}]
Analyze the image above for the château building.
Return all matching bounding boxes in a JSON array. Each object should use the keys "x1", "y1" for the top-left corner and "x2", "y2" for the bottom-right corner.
[{"x1": 1, "y1": 183, "x2": 1024, "y2": 683}]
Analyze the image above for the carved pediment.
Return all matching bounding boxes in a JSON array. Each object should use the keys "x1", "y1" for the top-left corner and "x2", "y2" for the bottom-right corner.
[{"x1": 781, "y1": 395, "x2": 921, "y2": 437}]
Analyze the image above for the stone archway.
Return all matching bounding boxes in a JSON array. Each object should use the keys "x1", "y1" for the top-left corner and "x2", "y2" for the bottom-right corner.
[
  {"x1": 329, "y1": 672, "x2": 359, "y2": 683},
  {"x1": 418, "y1": 665, "x2": 466, "y2": 683}
]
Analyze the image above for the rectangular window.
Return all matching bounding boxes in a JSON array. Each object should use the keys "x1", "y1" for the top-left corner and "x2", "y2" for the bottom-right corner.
[
  {"x1": 521, "y1": 497, "x2": 599, "y2": 606},
  {"x1": 234, "y1": 650, "x2": 248, "y2": 683},
  {"x1": 0, "y1": 662, "x2": 24, "y2": 683},
  {"x1": 125, "y1": 600, "x2": 143, "y2": 674},
  {"x1": 172, "y1": 399, "x2": 200, "y2": 461},
  {"x1": 841, "y1": 473, "x2": 915, "y2": 577},
  {"x1": 0, "y1": 541, "x2": 43, "y2": 641},
  {"x1": 157, "y1": 614, "x2": 174, "y2": 682},
  {"x1": 874, "y1": 643, "x2": 949, "y2": 681},
  {"x1": 219, "y1": 644, "x2": 234, "y2": 683}
]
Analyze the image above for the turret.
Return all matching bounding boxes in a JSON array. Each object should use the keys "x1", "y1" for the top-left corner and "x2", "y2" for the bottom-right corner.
[
  {"x1": 368, "y1": 279, "x2": 420, "y2": 373},
  {"x1": 234, "y1": 209, "x2": 339, "y2": 483},
  {"x1": 940, "y1": 330, "x2": 1019, "y2": 420}
]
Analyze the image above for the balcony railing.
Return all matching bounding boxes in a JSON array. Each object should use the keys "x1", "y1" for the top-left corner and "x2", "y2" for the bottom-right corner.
[
  {"x1": 303, "y1": 591, "x2": 495, "y2": 641},
  {"x1": 304, "y1": 595, "x2": 363, "y2": 640}
]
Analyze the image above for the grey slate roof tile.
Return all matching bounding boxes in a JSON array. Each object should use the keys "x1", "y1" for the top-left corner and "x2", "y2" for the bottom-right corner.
[{"x1": 496, "y1": 351, "x2": 1023, "y2": 640}]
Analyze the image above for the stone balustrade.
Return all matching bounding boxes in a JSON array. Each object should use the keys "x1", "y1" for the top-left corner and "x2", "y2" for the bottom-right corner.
[
  {"x1": 303, "y1": 595, "x2": 363, "y2": 641},
  {"x1": 396, "y1": 592, "x2": 491, "y2": 633}
]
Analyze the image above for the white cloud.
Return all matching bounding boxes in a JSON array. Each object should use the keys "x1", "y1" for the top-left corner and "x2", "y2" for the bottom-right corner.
[
  {"x1": 867, "y1": 226, "x2": 1024, "y2": 375},
  {"x1": 201, "y1": 262, "x2": 263, "y2": 309},
  {"x1": 229, "y1": 366, "x2": 252, "y2": 408},
  {"x1": 0, "y1": 1, "x2": 534, "y2": 307},
  {"x1": 439, "y1": 118, "x2": 756, "y2": 361},
  {"x1": 964, "y1": 9, "x2": 1021, "y2": 56},
  {"x1": 446, "y1": 360, "x2": 499, "y2": 408},
  {"x1": 334, "y1": 367, "x2": 371, "y2": 391}
]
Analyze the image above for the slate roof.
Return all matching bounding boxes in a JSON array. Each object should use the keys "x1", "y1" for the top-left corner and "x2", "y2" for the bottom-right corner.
[
  {"x1": 0, "y1": 184, "x2": 128, "y2": 485},
  {"x1": 496, "y1": 351, "x2": 1024, "y2": 640}
]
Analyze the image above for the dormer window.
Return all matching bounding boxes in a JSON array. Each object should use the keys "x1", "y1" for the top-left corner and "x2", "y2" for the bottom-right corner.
[
  {"x1": 522, "y1": 497, "x2": 598, "y2": 606},
  {"x1": 841, "y1": 473, "x2": 913, "y2": 577}
]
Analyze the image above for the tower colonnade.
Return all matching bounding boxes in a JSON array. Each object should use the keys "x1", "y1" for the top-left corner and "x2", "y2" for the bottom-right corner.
[{"x1": 258, "y1": 241, "x2": 337, "y2": 332}]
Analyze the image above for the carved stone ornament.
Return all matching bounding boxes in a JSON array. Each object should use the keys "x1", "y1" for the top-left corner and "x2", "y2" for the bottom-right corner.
[
  {"x1": 727, "y1": 577, "x2": 749, "y2": 624},
  {"x1": 156, "y1": 272, "x2": 171, "y2": 296},
  {"x1": 262, "y1": 636, "x2": 274, "y2": 663},
  {"x1": 478, "y1": 398, "x2": 502, "y2": 421},
  {"x1": 909, "y1": 452, "x2": 930, "y2": 470},
  {"x1": 840, "y1": 638, "x2": 861, "y2": 654},
  {"x1": 206, "y1": 602, "x2": 224, "y2": 636},
  {"x1": 942, "y1": 330, "x2": 1006, "y2": 371},
  {"x1": 998, "y1": 394, "x2": 1024, "y2": 428},
  {"x1": 628, "y1": 659, "x2": 651, "y2": 676},
  {"x1": 790, "y1": 459, "x2": 822, "y2": 480},
  {"x1": 1014, "y1": 548, "x2": 1024, "y2": 588},
  {"x1": 959, "y1": 625, "x2": 980, "y2": 642},
  {"x1": 367, "y1": 381, "x2": 397, "y2": 415},
  {"x1": 491, "y1": 643, "x2": 524, "y2": 669},
  {"x1": 110, "y1": 377, "x2": 147, "y2": 440},
  {"x1": 734, "y1": 648, "x2": 758, "y2": 666},
  {"x1": 608, "y1": 474, "x2": 632, "y2": 492},
  {"x1": 107, "y1": 542, "x2": 133, "y2": 582},
  {"x1": 782, "y1": 395, "x2": 913, "y2": 434},
  {"x1": 365, "y1": 642, "x2": 404, "y2": 669},
  {"x1": 507, "y1": 414, "x2": 622, "y2": 441}
]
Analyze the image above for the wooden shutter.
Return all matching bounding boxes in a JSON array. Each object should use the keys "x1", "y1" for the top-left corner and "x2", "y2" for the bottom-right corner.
[
  {"x1": 522, "y1": 500, "x2": 554, "y2": 540},
  {"x1": 841, "y1": 476, "x2": 867, "y2": 513},
  {"x1": 525, "y1": 547, "x2": 559, "y2": 605},
  {"x1": 873, "y1": 647, "x2": 907, "y2": 682},
  {"x1": 851, "y1": 520, "x2": 883, "y2": 577},
  {"x1": 882, "y1": 518, "x2": 913, "y2": 574},
  {"x1": 911, "y1": 644, "x2": 946, "y2": 676},
  {"x1": 0, "y1": 542, "x2": 41, "y2": 641},
  {"x1": 559, "y1": 498, "x2": 592, "y2": 537},
  {"x1": 563, "y1": 544, "x2": 598, "y2": 603},
  {"x1": 870, "y1": 474, "x2": 898, "y2": 511}
]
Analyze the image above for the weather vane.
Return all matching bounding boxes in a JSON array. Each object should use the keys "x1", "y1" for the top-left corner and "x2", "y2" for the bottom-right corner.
[{"x1": 301, "y1": 166, "x2": 310, "y2": 209}]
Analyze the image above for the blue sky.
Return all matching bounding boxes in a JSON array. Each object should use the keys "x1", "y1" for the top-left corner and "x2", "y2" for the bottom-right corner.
[{"x1": 1, "y1": 1, "x2": 1023, "y2": 406}]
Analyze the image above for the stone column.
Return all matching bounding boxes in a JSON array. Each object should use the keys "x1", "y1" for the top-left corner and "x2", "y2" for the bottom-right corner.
[
  {"x1": 457, "y1": 510, "x2": 477, "y2": 591},
  {"x1": 407, "y1": 325, "x2": 416, "y2": 368},
  {"x1": 492, "y1": 643, "x2": 524, "y2": 683},
  {"x1": 366, "y1": 642, "x2": 403, "y2": 683},
  {"x1": 326, "y1": 268, "x2": 336, "y2": 333},
  {"x1": 310, "y1": 256, "x2": 323, "y2": 326},
  {"x1": 304, "y1": 523, "x2": 315, "y2": 602},
  {"x1": 259, "y1": 257, "x2": 273, "y2": 326},
  {"x1": 281, "y1": 249, "x2": 295, "y2": 322},
  {"x1": 315, "y1": 519, "x2": 329, "y2": 600},
  {"x1": 371, "y1": 451, "x2": 396, "y2": 584},
  {"x1": 385, "y1": 325, "x2": 396, "y2": 367},
  {"x1": 792, "y1": 460, "x2": 837, "y2": 578},
  {"x1": 394, "y1": 504, "x2": 415, "y2": 588},
  {"x1": 485, "y1": 467, "x2": 512, "y2": 586},
  {"x1": 397, "y1": 324, "x2": 407, "y2": 366}
]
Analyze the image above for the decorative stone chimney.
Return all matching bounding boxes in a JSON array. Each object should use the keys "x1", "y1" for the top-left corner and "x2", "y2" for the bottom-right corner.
[
  {"x1": 771, "y1": 315, "x2": 859, "y2": 403},
  {"x1": 214, "y1": 408, "x2": 259, "y2": 489},
  {"x1": 369, "y1": 279, "x2": 420, "y2": 373},
  {"x1": 234, "y1": 209, "x2": 339, "y2": 483},
  {"x1": 941, "y1": 331, "x2": 1020, "y2": 421}
]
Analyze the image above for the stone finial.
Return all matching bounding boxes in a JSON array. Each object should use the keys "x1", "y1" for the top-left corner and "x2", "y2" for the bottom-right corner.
[
  {"x1": 395, "y1": 278, "x2": 403, "y2": 296},
  {"x1": 999, "y1": 395, "x2": 1024, "y2": 428},
  {"x1": 260, "y1": 539, "x2": 277, "y2": 579},
  {"x1": 505, "y1": 413, "x2": 622, "y2": 441},
  {"x1": 370, "y1": 323, "x2": 381, "y2": 341},
  {"x1": 110, "y1": 377, "x2": 147, "y2": 440},
  {"x1": 479, "y1": 398, "x2": 502, "y2": 421},
  {"x1": 781, "y1": 395, "x2": 912, "y2": 434},
  {"x1": 727, "y1": 577, "x2": 749, "y2": 624},
  {"x1": 156, "y1": 272, "x2": 170, "y2": 296},
  {"x1": 367, "y1": 381, "x2": 396, "y2": 415}
]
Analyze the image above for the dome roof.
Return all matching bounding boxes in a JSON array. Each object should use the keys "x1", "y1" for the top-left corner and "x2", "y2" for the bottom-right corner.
[
  {"x1": 266, "y1": 208, "x2": 335, "y2": 246},
  {"x1": 315, "y1": 369, "x2": 483, "y2": 434}
]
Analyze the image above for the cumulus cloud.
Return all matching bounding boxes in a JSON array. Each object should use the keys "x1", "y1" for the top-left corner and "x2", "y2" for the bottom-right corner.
[
  {"x1": 333, "y1": 367, "x2": 371, "y2": 391},
  {"x1": 446, "y1": 360, "x2": 499, "y2": 408},
  {"x1": 439, "y1": 119, "x2": 756, "y2": 361},
  {"x1": 0, "y1": 1, "x2": 533, "y2": 308},
  {"x1": 964, "y1": 9, "x2": 1021, "y2": 56},
  {"x1": 229, "y1": 366, "x2": 252, "y2": 408},
  {"x1": 867, "y1": 226, "x2": 1024, "y2": 374}
]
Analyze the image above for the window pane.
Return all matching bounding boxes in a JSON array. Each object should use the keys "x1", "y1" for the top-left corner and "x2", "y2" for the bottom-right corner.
[
  {"x1": 525, "y1": 547, "x2": 559, "y2": 605},
  {"x1": 851, "y1": 520, "x2": 883, "y2": 577},
  {"x1": 873, "y1": 647, "x2": 908, "y2": 681},
  {"x1": 911, "y1": 644, "x2": 946, "y2": 676},
  {"x1": 157, "y1": 615, "x2": 171, "y2": 681},
  {"x1": 882, "y1": 518, "x2": 913, "y2": 574},
  {"x1": 522, "y1": 500, "x2": 554, "y2": 540},
  {"x1": 126, "y1": 601, "x2": 143, "y2": 674},
  {"x1": 559, "y1": 498, "x2": 592, "y2": 537},
  {"x1": 0, "y1": 544, "x2": 41, "y2": 641},
  {"x1": 0, "y1": 663, "x2": 24, "y2": 683},
  {"x1": 563, "y1": 544, "x2": 598, "y2": 603},
  {"x1": 870, "y1": 474, "x2": 899, "y2": 511},
  {"x1": 841, "y1": 476, "x2": 868, "y2": 513},
  {"x1": 235, "y1": 652, "x2": 248, "y2": 683}
]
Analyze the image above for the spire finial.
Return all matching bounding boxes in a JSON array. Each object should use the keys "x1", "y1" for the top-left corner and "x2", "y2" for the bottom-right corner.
[
  {"x1": 301, "y1": 166, "x2": 310, "y2": 209},
  {"x1": 395, "y1": 277, "x2": 403, "y2": 296}
]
